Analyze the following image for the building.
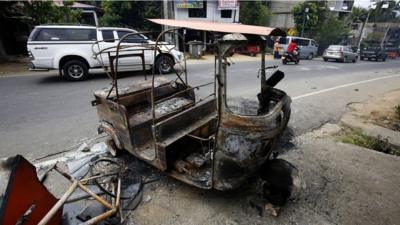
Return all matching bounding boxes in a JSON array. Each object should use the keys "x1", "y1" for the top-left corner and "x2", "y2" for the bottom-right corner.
[
  {"x1": 268, "y1": 0, "x2": 354, "y2": 30},
  {"x1": 173, "y1": 0, "x2": 239, "y2": 23},
  {"x1": 267, "y1": 1, "x2": 297, "y2": 29},
  {"x1": 166, "y1": 0, "x2": 240, "y2": 52}
]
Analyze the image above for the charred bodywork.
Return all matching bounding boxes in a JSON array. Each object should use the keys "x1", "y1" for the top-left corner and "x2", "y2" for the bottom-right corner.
[{"x1": 92, "y1": 21, "x2": 291, "y2": 190}]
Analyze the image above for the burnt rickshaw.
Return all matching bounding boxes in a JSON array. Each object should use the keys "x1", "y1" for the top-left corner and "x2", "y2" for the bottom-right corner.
[{"x1": 91, "y1": 19, "x2": 291, "y2": 190}]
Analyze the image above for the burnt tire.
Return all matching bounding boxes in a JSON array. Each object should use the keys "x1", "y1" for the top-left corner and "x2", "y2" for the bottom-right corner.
[
  {"x1": 156, "y1": 55, "x2": 174, "y2": 74},
  {"x1": 62, "y1": 60, "x2": 89, "y2": 81}
]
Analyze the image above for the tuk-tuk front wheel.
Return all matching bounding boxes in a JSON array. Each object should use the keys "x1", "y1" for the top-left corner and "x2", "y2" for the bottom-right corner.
[{"x1": 156, "y1": 55, "x2": 174, "y2": 74}]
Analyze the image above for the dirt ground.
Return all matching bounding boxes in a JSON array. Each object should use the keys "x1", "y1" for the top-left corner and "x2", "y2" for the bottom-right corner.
[
  {"x1": 127, "y1": 125, "x2": 400, "y2": 225},
  {"x1": 347, "y1": 89, "x2": 400, "y2": 130},
  {"x1": 0, "y1": 56, "x2": 31, "y2": 76}
]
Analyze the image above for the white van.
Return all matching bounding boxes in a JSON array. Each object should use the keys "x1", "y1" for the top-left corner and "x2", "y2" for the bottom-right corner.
[
  {"x1": 27, "y1": 25, "x2": 183, "y2": 81},
  {"x1": 279, "y1": 36, "x2": 318, "y2": 59}
]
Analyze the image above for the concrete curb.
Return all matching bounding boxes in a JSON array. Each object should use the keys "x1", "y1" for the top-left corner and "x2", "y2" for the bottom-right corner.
[{"x1": 340, "y1": 114, "x2": 400, "y2": 147}]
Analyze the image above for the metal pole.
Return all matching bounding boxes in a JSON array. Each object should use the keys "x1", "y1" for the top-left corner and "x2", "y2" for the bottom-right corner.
[
  {"x1": 357, "y1": 9, "x2": 371, "y2": 51},
  {"x1": 301, "y1": 13, "x2": 306, "y2": 37}
]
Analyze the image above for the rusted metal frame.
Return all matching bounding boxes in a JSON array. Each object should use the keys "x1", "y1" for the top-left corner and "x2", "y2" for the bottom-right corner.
[
  {"x1": 114, "y1": 32, "x2": 157, "y2": 100},
  {"x1": 151, "y1": 28, "x2": 186, "y2": 127},
  {"x1": 154, "y1": 82, "x2": 214, "y2": 105},
  {"x1": 186, "y1": 133, "x2": 214, "y2": 142},
  {"x1": 161, "y1": 42, "x2": 188, "y2": 85}
]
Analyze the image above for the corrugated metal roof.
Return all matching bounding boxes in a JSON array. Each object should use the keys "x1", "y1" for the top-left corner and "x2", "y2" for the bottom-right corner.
[{"x1": 149, "y1": 19, "x2": 286, "y2": 36}]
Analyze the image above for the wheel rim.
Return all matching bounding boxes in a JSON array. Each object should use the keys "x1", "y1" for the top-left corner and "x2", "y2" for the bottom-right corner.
[
  {"x1": 159, "y1": 58, "x2": 172, "y2": 73},
  {"x1": 67, "y1": 64, "x2": 83, "y2": 78}
]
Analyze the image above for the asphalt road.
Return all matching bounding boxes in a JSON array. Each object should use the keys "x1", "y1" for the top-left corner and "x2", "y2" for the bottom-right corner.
[{"x1": 1, "y1": 58, "x2": 399, "y2": 160}]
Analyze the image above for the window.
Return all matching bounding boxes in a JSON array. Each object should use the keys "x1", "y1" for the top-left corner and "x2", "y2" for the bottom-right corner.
[
  {"x1": 311, "y1": 40, "x2": 318, "y2": 47},
  {"x1": 101, "y1": 30, "x2": 115, "y2": 43},
  {"x1": 221, "y1": 10, "x2": 232, "y2": 18},
  {"x1": 294, "y1": 38, "x2": 310, "y2": 46},
  {"x1": 35, "y1": 28, "x2": 96, "y2": 41},
  {"x1": 278, "y1": 38, "x2": 288, "y2": 44},
  {"x1": 117, "y1": 31, "x2": 146, "y2": 43},
  {"x1": 188, "y1": 1, "x2": 207, "y2": 18}
]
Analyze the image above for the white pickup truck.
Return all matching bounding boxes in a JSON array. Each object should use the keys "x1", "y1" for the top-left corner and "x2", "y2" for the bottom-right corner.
[{"x1": 27, "y1": 25, "x2": 183, "y2": 81}]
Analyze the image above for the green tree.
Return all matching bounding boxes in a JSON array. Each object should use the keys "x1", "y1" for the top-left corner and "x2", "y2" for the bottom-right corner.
[
  {"x1": 292, "y1": 1, "x2": 319, "y2": 36},
  {"x1": 239, "y1": 1, "x2": 271, "y2": 26},
  {"x1": 350, "y1": 7, "x2": 368, "y2": 23},
  {"x1": 23, "y1": 1, "x2": 81, "y2": 25},
  {"x1": 314, "y1": 15, "x2": 350, "y2": 52},
  {"x1": 99, "y1": 1, "x2": 161, "y2": 31}
]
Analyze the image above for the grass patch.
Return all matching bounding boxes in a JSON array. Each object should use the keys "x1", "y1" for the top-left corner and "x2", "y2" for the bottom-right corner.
[
  {"x1": 337, "y1": 126, "x2": 400, "y2": 156},
  {"x1": 395, "y1": 105, "x2": 400, "y2": 120}
]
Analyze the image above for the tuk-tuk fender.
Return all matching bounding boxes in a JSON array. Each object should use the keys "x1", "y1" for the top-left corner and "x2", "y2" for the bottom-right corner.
[
  {"x1": 213, "y1": 101, "x2": 286, "y2": 190},
  {"x1": 98, "y1": 121, "x2": 124, "y2": 150}
]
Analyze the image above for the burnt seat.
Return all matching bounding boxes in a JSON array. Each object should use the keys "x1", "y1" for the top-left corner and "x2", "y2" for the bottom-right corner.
[{"x1": 128, "y1": 97, "x2": 194, "y2": 127}]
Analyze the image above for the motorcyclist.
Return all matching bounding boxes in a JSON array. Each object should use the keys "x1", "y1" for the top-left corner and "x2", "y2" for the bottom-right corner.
[{"x1": 287, "y1": 40, "x2": 299, "y2": 60}]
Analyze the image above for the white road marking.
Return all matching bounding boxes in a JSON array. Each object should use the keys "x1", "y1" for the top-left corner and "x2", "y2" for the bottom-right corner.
[
  {"x1": 299, "y1": 67, "x2": 311, "y2": 71},
  {"x1": 292, "y1": 74, "x2": 400, "y2": 100}
]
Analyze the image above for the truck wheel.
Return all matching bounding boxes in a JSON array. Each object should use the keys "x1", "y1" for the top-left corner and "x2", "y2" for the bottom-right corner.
[
  {"x1": 156, "y1": 55, "x2": 174, "y2": 74},
  {"x1": 63, "y1": 60, "x2": 89, "y2": 81}
]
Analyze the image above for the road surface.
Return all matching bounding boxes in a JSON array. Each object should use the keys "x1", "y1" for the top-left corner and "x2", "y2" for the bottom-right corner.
[{"x1": 0, "y1": 58, "x2": 399, "y2": 159}]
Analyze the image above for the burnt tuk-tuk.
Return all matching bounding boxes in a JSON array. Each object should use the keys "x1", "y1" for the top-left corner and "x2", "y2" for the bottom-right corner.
[{"x1": 91, "y1": 19, "x2": 291, "y2": 190}]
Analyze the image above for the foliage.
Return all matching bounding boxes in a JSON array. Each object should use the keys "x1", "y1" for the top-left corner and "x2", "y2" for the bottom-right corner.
[
  {"x1": 314, "y1": 15, "x2": 350, "y2": 50},
  {"x1": 99, "y1": 1, "x2": 162, "y2": 31},
  {"x1": 239, "y1": 1, "x2": 271, "y2": 26},
  {"x1": 350, "y1": 7, "x2": 368, "y2": 23},
  {"x1": 23, "y1": 1, "x2": 80, "y2": 25},
  {"x1": 292, "y1": 1, "x2": 320, "y2": 36},
  {"x1": 338, "y1": 126, "x2": 400, "y2": 156},
  {"x1": 395, "y1": 105, "x2": 400, "y2": 120},
  {"x1": 365, "y1": 31, "x2": 385, "y2": 43}
]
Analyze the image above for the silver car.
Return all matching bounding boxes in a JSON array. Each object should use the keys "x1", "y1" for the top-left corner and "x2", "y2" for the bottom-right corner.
[{"x1": 323, "y1": 45, "x2": 358, "y2": 63}]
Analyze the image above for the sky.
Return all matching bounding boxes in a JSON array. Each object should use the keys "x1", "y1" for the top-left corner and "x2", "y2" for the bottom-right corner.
[{"x1": 353, "y1": 0, "x2": 373, "y2": 8}]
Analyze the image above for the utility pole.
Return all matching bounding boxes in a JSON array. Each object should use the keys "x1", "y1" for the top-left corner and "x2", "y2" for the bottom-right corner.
[
  {"x1": 356, "y1": 9, "x2": 371, "y2": 51},
  {"x1": 301, "y1": 7, "x2": 309, "y2": 37}
]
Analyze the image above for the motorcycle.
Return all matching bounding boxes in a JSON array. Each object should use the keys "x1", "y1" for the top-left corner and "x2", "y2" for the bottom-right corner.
[{"x1": 282, "y1": 47, "x2": 300, "y2": 65}]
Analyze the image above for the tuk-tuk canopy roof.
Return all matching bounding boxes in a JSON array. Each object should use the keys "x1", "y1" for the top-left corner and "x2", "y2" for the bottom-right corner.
[{"x1": 149, "y1": 19, "x2": 286, "y2": 37}]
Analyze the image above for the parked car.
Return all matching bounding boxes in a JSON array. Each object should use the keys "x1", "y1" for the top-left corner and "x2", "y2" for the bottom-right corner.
[
  {"x1": 323, "y1": 45, "x2": 358, "y2": 63},
  {"x1": 27, "y1": 25, "x2": 183, "y2": 81},
  {"x1": 278, "y1": 36, "x2": 318, "y2": 59},
  {"x1": 239, "y1": 44, "x2": 260, "y2": 56},
  {"x1": 360, "y1": 45, "x2": 387, "y2": 61}
]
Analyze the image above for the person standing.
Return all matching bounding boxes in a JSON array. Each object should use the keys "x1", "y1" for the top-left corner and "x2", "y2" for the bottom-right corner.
[{"x1": 273, "y1": 40, "x2": 280, "y2": 59}]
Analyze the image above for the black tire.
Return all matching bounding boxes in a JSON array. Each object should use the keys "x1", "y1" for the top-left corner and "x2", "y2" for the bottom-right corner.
[
  {"x1": 295, "y1": 59, "x2": 299, "y2": 64},
  {"x1": 352, "y1": 58, "x2": 357, "y2": 63},
  {"x1": 323, "y1": 58, "x2": 328, "y2": 62},
  {"x1": 383, "y1": 57, "x2": 386, "y2": 62},
  {"x1": 360, "y1": 57, "x2": 364, "y2": 61},
  {"x1": 62, "y1": 60, "x2": 89, "y2": 81},
  {"x1": 155, "y1": 55, "x2": 174, "y2": 74},
  {"x1": 282, "y1": 59, "x2": 287, "y2": 65}
]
